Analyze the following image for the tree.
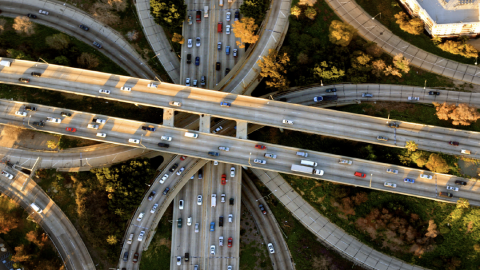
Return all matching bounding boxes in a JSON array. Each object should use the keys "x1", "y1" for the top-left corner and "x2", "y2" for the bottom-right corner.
[
  {"x1": 11, "y1": 245, "x2": 30, "y2": 262},
  {"x1": 171, "y1": 33, "x2": 184, "y2": 44},
  {"x1": 433, "y1": 102, "x2": 480, "y2": 125},
  {"x1": 53, "y1": 56, "x2": 70, "y2": 66},
  {"x1": 291, "y1": 6, "x2": 301, "y2": 19},
  {"x1": 394, "y1": 12, "x2": 424, "y2": 35},
  {"x1": 106, "y1": 235, "x2": 118, "y2": 245},
  {"x1": 458, "y1": 35, "x2": 470, "y2": 44},
  {"x1": 456, "y1": 198, "x2": 470, "y2": 209},
  {"x1": 446, "y1": 257, "x2": 462, "y2": 270},
  {"x1": 297, "y1": 52, "x2": 309, "y2": 64},
  {"x1": 425, "y1": 153, "x2": 449, "y2": 173},
  {"x1": 150, "y1": 0, "x2": 187, "y2": 30},
  {"x1": 393, "y1": 53, "x2": 410, "y2": 73},
  {"x1": 240, "y1": 0, "x2": 269, "y2": 24},
  {"x1": 405, "y1": 141, "x2": 418, "y2": 151},
  {"x1": 257, "y1": 49, "x2": 290, "y2": 90},
  {"x1": 384, "y1": 65, "x2": 402, "y2": 77},
  {"x1": 12, "y1": 16, "x2": 35, "y2": 36},
  {"x1": 431, "y1": 36, "x2": 442, "y2": 45},
  {"x1": 0, "y1": 18, "x2": 6, "y2": 33},
  {"x1": 328, "y1": 20, "x2": 356, "y2": 47},
  {"x1": 365, "y1": 42, "x2": 383, "y2": 57},
  {"x1": 371, "y1": 59, "x2": 386, "y2": 77},
  {"x1": 313, "y1": 61, "x2": 345, "y2": 81},
  {"x1": 0, "y1": 215, "x2": 20, "y2": 234},
  {"x1": 438, "y1": 40, "x2": 478, "y2": 58},
  {"x1": 305, "y1": 7, "x2": 317, "y2": 20},
  {"x1": 77, "y1": 53, "x2": 100, "y2": 69},
  {"x1": 425, "y1": 220, "x2": 438, "y2": 238},
  {"x1": 115, "y1": 208, "x2": 125, "y2": 216},
  {"x1": 6, "y1": 49, "x2": 33, "y2": 61},
  {"x1": 47, "y1": 140, "x2": 58, "y2": 149},
  {"x1": 45, "y1": 33, "x2": 70, "y2": 50},
  {"x1": 351, "y1": 51, "x2": 372, "y2": 72},
  {"x1": 26, "y1": 230, "x2": 46, "y2": 248},
  {"x1": 233, "y1": 17, "x2": 259, "y2": 48}
]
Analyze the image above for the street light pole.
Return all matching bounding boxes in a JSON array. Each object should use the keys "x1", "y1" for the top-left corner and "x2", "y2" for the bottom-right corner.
[
  {"x1": 424, "y1": 80, "x2": 427, "y2": 90},
  {"x1": 475, "y1": 57, "x2": 477, "y2": 65},
  {"x1": 369, "y1": 174, "x2": 373, "y2": 187},
  {"x1": 321, "y1": 80, "x2": 323, "y2": 87},
  {"x1": 248, "y1": 152, "x2": 252, "y2": 166},
  {"x1": 372, "y1": 13, "x2": 381, "y2": 20}
]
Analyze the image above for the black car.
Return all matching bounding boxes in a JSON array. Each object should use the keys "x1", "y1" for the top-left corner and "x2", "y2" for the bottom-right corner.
[
  {"x1": 187, "y1": 54, "x2": 192, "y2": 64},
  {"x1": 219, "y1": 216, "x2": 224, "y2": 227},
  {"x1": 31, "y1": 72, "x2": 41, "y2": 77},
  {"x1": 234, "y1": 11, "x2": 240, "y2": 21},
  {"x1": 208, "y1": 151, "x2": 220, "y2": 157},
  {"x1": 198, "y1": 169, "x2": 203, "y2": 179},
  {"x1": 325, "y1": 88, "x2": 337, "y2": 93},
  {"x1": 79, "y1": 25, "x2": 89, "y2": 31},
  {"x1": 163, "y1": 187, "x2": 170, "y2": 195},
  {"x1": 61, "y1": 112, "x2": 72, "y2": 117},
  {"x1": 449, "y1": 141, "x2": 460, "y2": 146},
  {"x1": 216, "y1": 62, "x2": 221, "y2": 71},
  {"x1": 454, "y1": 180, "x2": 467, "y2": 185},
  {"x1": 25, "y1": 106, "x2": 36, "y2": 111},
  {"x1": 158, "y1": 143, "x2": 169, "y2": 148},
  {"x1": 27, "y1": 14, "x2": 37, "y2": 19},
  {"x1": 258, "y1": 204, "x2": 267, "y2": 215},
  {"x1": 195, "y1": 56, "x2": 200, "y2": 66},
  {"x1": 148, "y1": 191, "x2": 157, "y2": 201},
  {"x1": 92, "y1": 41, "x2": 102, "y2": 49},
  {"x1": 142, "y1": 126, "x2": 156, "y2": 131},
  {"x1": 225, "y1": 68, "x2": 230, "y2": 75},
  {"x1": 32, "y1": 121, "x2": 45, "y2": 127},
  {"x1": 229, "y1": 198, "x2": 234, "y2": 205},
  {"x1": 233, "y1": 49, "x2": 238, "y2": 57},
  {"x1": 428, "y1": 91, "x2": 440, "y2": 95},
  {"x1": 169, "y1": 163, "x2": 179, "y2": 172},
  {"x1": 123, "y1": 251, "x2": 129, "y2": 262},
  {"x1": 18, "y1": 78, "x2": 30, "y2": 83}
]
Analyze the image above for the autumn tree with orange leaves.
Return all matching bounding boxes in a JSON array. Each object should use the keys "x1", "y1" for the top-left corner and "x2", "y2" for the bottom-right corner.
[{"x1": 433, "y1": 102, "x2": 480, "y2": 126}]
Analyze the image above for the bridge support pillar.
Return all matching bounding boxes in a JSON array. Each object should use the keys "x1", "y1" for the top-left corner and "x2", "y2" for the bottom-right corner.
[
  {"x1": 199, "y1": 114, "x2": 211, "y2": 133},
  {"x1": 163, "y1": 109, "x2": 174, "y2": 127},
  {"x1": 236, "y1": 120, "x2": 248, "y2": 139}
]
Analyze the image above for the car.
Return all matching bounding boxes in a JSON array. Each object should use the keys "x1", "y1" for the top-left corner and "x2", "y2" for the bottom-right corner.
[
  {"x1": 282, "y1": 119, "x2": 293, "y2": 125},
  {"x1": 179, "y1": 200, "x2": 184, "y2": 210},
  {"x1": 226, "y1": 25, "x2": 231, "y2": 34},
  {"x1": 233, "y1": 49, "x2": 238, "y2": 57},
  {"x1": 142, "y1": 126, "x2": 156, "y2": 132},
  {"x1": 180, "y1": 156, "x2": 187, "y2": 161},
  {"x1": 66, "y1": 127, "x2": 76, "y2": 132},
  {"x1": 151, "y1": 203, "x2": 158, "y2": 213},
  {"x1": 188, "y1": 14, "x2": 192, "y2": 25},
  {"x1": 196, "y1": 37, "x2": 201, "y2": 47},
  {"x1": 25, "y1": 106, "x2": 36, "y2": 111},
  {"x1": 228, "y1": 237, "x2": 233, "y2": 247},
  {"x1": 218, "y1": 21, "x2": 223, "y2": 32},
  {"x1": 217, "y1": 41, "x2": 222, "y2": 50},
  {"x1": 33, "y1": 121, "x2": 45, "y2": 127},
  {"x1": 123, "y1": 251, "x2": 129, "y2": 261},
  {"x1": 197, "y1": 195, "x2": 202, "y2": 205},
  {"x1": 404, "y1": 178, "x2": 415, "y2": 183},
  {"x1": 187, "y1": 217, "x2": 192, "y2": 226},
  {"x1": 339, "y1": 159, "x2": 352, "y2": 165},
  {"x1": 362, "y1": 93, "x2": 373, "y2": 98},
  {"x1": 60, "y1": 112, "x2": 72, "y2": 117},
  {"x1": 133, "y1": 253, "x2": 139, "y2": 263},
  {"x1": 218, "y1": 146, "x2": 230, "y2": 151},
  {"x1": 27, "y1": 14, "x2": 37, "y2": 19},
  {"x1": 228, "y1": 214, "x2": 233, "y2": 223},
  {"x1": 230, "y1": 198, "x2": 234, "y2": 205},
  {"x1": 408, "y1": 96, "x2": 420, "y2": 101},
  {"x1": 384, "y1": 182, "x2": 397, "y2": 188},
  {"x1": 163, "y1": 187, "x2": 170, "y2": 195},
  {"x1": 169, "y1": 101, "x2": 182, "y2": 106},
  {"x1": 195, "y1": 223, "x2": 200, "y2": 233},
  {"x1": 210, "y1": 222, "x2": 215, "y2": 231},
  {"x1": 31, "y1": 72, "x2": 41, "y2": 77},
  {"x1": 185, "y1": 78, "x2": 191, "y2": 86},
  {"x1": 195, "y1": 56, "x2": 200, "y2": 66},
  {"x1": 377, "y1": 136, "x2": 388, "y2": 141},
  {"x1": 213, "y1": 126, "x2": 223, "y2": 133},
  {"x1": 428, "y1": 91, "x2": 440, "y2": 95},
  {"x1": 160, "y1": 174, "x2": 168, "y2": 184},
  {"x1": 220, "y1": 102, "x2": 231, "y2": 107},
  {"x1": 178, "y1": 218, "x2": 182, "y2": 228},
  {"x1": 461, "y1": 149, "x2": 471, "y2": 154},
  {"x1": 221, "y1": 194, "x2": 226, "y2": 203},
  {"x1": 264, "y1": 153, "x2": 277, "y2": 159},
  {"x1": 18, "y1": 78, "x2": 30, "y2": 83},
  {"x1": 210, "y1": 245, "x2": 216, "y2": 255},
  {"x1": 267, "y1": 243, "x2": 275, "y2": 253},
  {"x1": 230, "y1": 167, "x2": 235, "y2": 177},
  {"x1": 313, "y1": 96, "x2": 324, "y2": 102},
  {"x1": 449, "y1": 141, "x2": 459, "y2": 146},
  {"x1": 455, "y1": 180, "x2": 467, "y2": 185},
  {"x1": 169, "y1": 164, "x2": 178, "y2": 172},
  {"x1": 99, "y1": 89, "x2": 110, "y2": 94},
  {"x1": 439, "y1": 192, "x2": 453, "y2": 198},
  {"x1": 258, "y1": 204, "x2": 267, "y2": 215},
  {"x1": 255, "y1": 144, "x2": 266, "y2": 150},
  {"x1": 120, "y1": 86, "x2": 131, "y2": 91},
  {"x1": 235, "y1": 10, "x2": 240, "y2": 21},
  {"x1": 92, "y1": 41, "x2": 102, "y2": 49},
  {"x1": 226, "y1": 12, "x2": 231, "y2": 21},
  {"x1": 137, "y1": 212, "x2": 144, "y2": 221},
  {"x1": 46, "y1": 117, "x2": 62, "y2": 123},
  {"x1": 446, "y1": 186, "x2": 459, "y2": 191},
  {"x1": 187, "y1": 54, "x2": 192, "y2": 64},
  {"x1": 79, "y1": 24, "x2": 89, "y2": 31},
  {"x1": 128, "y1": 138, "x2": 140, "y2": 144},
  {"x1": 39, "y1": 9, "x2": 49, "y2": 15},
  {"x1": 177, "y1": 167, "x2": 185, "y2": 176},
  {"x1": 148, "y1": 191, "x2": 157, "y2": 201},
  {"x1": 214, "y1": 161, "x2": 219, "y2": 166},
  {"x1": 196, "y1": 10, "x2": 201, "y2": 22},
  {"x1": 386, "y1": 168, "x2": 398, "y2": 174},
  {"x1": 161, "y1": 135, "x2": 172, "y2": 141},
  {"x1": 325, "y1": 88, "x2": 337, "y2": 93},
  {"x1": 198, "y1": 169, "x2": 203, "y2": 179},
  {"x1": 221, "y1": 174, "x2": 227, "y2": 185},
  {"x1": 420, "y1": 174, "x2": 433, "y2": 179},
  {"x1": 225, "y1": 68, "x2": 230, "y2": 75},
  {"x1": 354, "y1": 172, "x2": 366, "y2": 178},
  {"x1": 219, "y1": 236, "x2": 224, "y2": 246},
  {"x1": 193, "y1": 80, "x2": 198, "y2": 87},
  {"x1": 87, "y1": 124, "x2": 99, "y2": 129},
  {"x1": 216, "y1": 62, "x2": 221, "y2": 70},
  {"x1": 147, "y1": 83, "x2": 158, "y2": 88},
  {"x1": 15, "y1": 111, "x2": 27, "y2": 116},
  {"x1": 388, "y1": 122, "x2": 399, "y2": 128},
  {"x1": 254, "y1": 159, "x2": 266, "y2": 164},
  {"x1": 176, "y1": 256, "x2": 181, "y2": 265},
  {"x1": 1, "y1": 171, "x2": 13, "y2": 180},
  {"x1": 201, "y1": 76, "x2": 206, "y2": 86},
  {"x1": 187, "y1": 38, "x2": 193, "y2": 48}
]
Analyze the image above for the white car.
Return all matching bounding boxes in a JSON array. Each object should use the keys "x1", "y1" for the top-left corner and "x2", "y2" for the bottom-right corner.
[
  {"x1": 186, "y1": 78, "x2": 191, "y2": 86},
  {"x1": 179, "y1": 200, "x2": 184, "y2": 210},
  {"x1": 226, "y1": 25, "x2": 231, "y2": 34},
  {"x1": 230, "y1": 167, "x2": 235, "y2": 177},
  {"x1": 282, "y1": 119, "x2": 293, "y2": 125},
  {"x1": 221, "y1": 194, "x2": 226, "y2": 203},
  {"x1": 446, "y1": 185, "x2": 459, "y2": 191},
  {"x1": 213, "y1": 126, "x2": 223, "y2": 133},
  {"x1": 408, "y1": 96, "x2": 420, "y2": 101},
  {"x1": 461, "y1": 149, "x2": 471, "y2": 154},
  {"x1": 161, "y1": 136, "x2": 172, "y2": 141},
  {"x1": 213, "y1": 160, "x2": 219, "y2": 165},
  {"x1": 46, "y1": 117, "x2": 62, "y2": 123},
  {"x1": 96, "y1": 133, "x2": 107, "y2": 138},
  {"x1": 254, "y1": 159, "x2": 266, "y2": 164},
  {"x1": 228, "y1": 266, "x2": 232, "y2": 270},
  {"x1": 147, "y1": 83, "x2": 158, "y2": 88},
  {"x1": 1, "y1": 171, "x2": 13, "y2": 180},
  {"x1": 218, "y1": 146, "x2": 230, "y2": 151},
  {"x1": 264, "y1": 153, "x2": 277, "y2": 159},
  {"x1": 120, "y1": 86, "x2": 131, "y2": 91},
  {"x1": 138, "y1": 231, "x2": 145, "y2": 241},
  {"x1": 338, "y1": 159, "x2": 353, "y2": 165},
  {"x1": 137, "y1": 212, "x2": 145, "y2": 221},
  {"x1": 187, "y1": 38, "x2": 193, "y2": 48},
  {"x1": 187, "y1": 217, "x2": 192, "y2": 226},
  {"x1": 39, "y1": 9, "x2": 49, "y2": 15},
  {"x1": 94, "y1": 118, "x2": 106, "y2": 124},
  {"x1": 386, "y1": 168, "x2": 398, "y2": 174},
  {"x1": 197, "y1": 195, "x2": 202, "y2": 205},
  {"x1": 150, "y1": 203, "x2": 158, "y2": 213},
  {"x1": 169, "y1": 101, "x2": 181, "y2": 107},
  {"x1": 226, "y1": 12, "x2": 231, "y2": 21},
  {"x1": 177, "y1": 167, "x2": 185, "y2": 176},
  {"x1": 196, "y1": 37, "x2": 201, "y2": 47},
  {"x1": 219, "y1": 236, "x2": 224, "y2": 246},
  {"x1": 99, "y1": 89, "x2": 111, "y2": 94},
  {"x1": 128, "y1": 138, "x2": 140, "y2": 144},
  {"x1": 228, "y1": 214, "x2": 233, "y2": 223},
  {"x1": 267, "y1": 243, "x2": 275, "y2": 253},
  {"x1": 176, "y1": 256, "x2": 181, "y2": 265},
  {"x1": 384, "y1": 182, "x2": 397, "y2": 188},
  {"x1": 210, "y1": 245, "x2": 216, "y2": 255},
  {"x1": 87, "y1": 124, "x2": 99, "y2": 129},
  {"x1": 160, "y1": 174, "x2": 169, "y2": 184},
  {"x1": 420, "y1": 174, "x2": 433, "y2": 180},
  {"x1": 15, "y1": 111, "x2": 27, "y2": 116}
]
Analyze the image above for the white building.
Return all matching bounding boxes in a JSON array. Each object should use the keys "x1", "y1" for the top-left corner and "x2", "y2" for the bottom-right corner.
[{"x1": 399, "y1": 0, "x2": 480, "y2": 37}]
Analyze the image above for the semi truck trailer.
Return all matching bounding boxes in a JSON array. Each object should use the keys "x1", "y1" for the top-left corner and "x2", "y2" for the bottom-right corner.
[{"x1": 291, "y1": 164, "x2": 324, "y2": 175}]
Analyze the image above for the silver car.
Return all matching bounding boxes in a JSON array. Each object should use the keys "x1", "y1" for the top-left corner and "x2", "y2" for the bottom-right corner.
[
  {"x1": 210, "y1": 245, "x2": 216, "y2": 255},
  {"x1": 187, "y1": 38, "x2": 192, "y2": 48},
  {"x1": 254, "y1": 159, "x2": 266, "y2": 164},
  {"x1": 196, "y1": 37, "x2": 201, "y2": 47}
]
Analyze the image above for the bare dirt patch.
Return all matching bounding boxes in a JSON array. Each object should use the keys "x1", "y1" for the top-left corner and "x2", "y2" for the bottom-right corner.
[
  {"x1": 0, "y1": 126, "x2": 58, "y2": 150},
  {"x1": 298, "y1": 0, "x2": 317, "y2": 6}
]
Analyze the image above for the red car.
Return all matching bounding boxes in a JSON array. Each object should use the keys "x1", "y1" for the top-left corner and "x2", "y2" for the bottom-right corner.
[
  {"x1": 255, "y1": 144, "x2": 266, "y2": 150},
  {"x1": 228, "y1": 237, "x2": 233, "y2": 247},
  {"x1": 354, "y1": 172, "x2": 366, "y2": 178},
  {"x1": 221, "y1": 174, "x2": 227, "y2": 185},
  {"x1": 449, "y1": 141, "x2": 459, "y2": 146},
  {"x1": 180, "y1": 156, "x2": 187, "y2": 161},
  {"x1": 133, "y1": 252, "x2": 139, "y2": 263},
  {"x1": 66, "y1": 127, "x2": 76, "y2": 132}
]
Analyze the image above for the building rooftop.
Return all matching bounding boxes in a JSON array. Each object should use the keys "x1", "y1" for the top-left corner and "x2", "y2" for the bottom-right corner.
[{"x1": 417, "y1": 0, "x2": 479, "y2": 24}]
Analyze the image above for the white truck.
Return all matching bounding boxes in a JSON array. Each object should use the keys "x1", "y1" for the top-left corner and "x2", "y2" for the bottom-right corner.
[
  {"x1": 204, "y1": 6, "x2": 209, "y2": 17},
  {"x1": 291, "y1": 164, "x2": 323, "y2": 175},
  {"x1": 0, "y1": 60, "x2": 11, "y2": 67},
  {"x1": 211, "y1": 194, "x2": 217, "y2": 207}
]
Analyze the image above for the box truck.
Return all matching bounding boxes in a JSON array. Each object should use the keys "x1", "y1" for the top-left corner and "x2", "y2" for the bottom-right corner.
[
  {"x1": 204, "y1": 6, "x2": 209, "y2": 17},
  {"x1": 211, "y1": 194, "x2": 217, "y2": 207},
  {"x1": 0, "y1": 60, "x2": 11, "y2": 67},
  {"x1": 301, "y1": 160, "x2": 317, "y2": 167},
  {"x1": 291, "y1": 164, "x2": 323, "y2": 175}
]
